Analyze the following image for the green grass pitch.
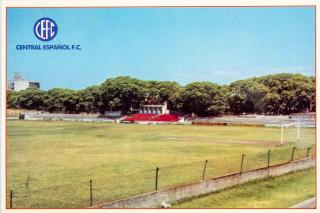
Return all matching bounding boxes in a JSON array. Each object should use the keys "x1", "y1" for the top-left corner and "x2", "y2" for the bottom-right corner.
[{"x1": 7, "y1": 120, "x2": 315, "y2": 208}]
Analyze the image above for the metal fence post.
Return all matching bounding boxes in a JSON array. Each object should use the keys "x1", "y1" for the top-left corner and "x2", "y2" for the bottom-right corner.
[
  {"x1": 155, "y1": 167, "x2": 159, "y2": 191},
  {"x1": 307, "y1": 147, "x2": 311, "y2": 158},
  {"x1": 89, "y1": 179, "x2": 93, "y2": 207},
  {"x1": 10, "y1": 190, "x2": 13, "y2": 209},
  {"x1": 267, "y1": 150, "x2": 271, "y2": 175},
  {"x1": 26, "y1": 175, "x2": 30, "y2": 189},
  {"x1": 202, "y1": 160, "x2": 208, "y2": 180},
  {"x1": 291, "y1": 146, "x2": 296, "y2": 161},
  {"x1": 240, "y1": 154, "x2": 245, "y2": 175}
]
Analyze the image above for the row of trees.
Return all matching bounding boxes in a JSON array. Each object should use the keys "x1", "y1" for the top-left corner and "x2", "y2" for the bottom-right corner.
[{"x1": 7, "y1": 73, "x2": 315, "y2": 116}]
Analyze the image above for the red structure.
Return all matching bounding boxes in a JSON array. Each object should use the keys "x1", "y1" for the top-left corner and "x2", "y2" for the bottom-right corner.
[
  {"x1": 123, "y1": 113, "x2": 156, "y2": 122},
  {"x1": 122, "y1": 113, "x2": 179, "y2": 123},
  {"x1": 152, "y1": 114, "x2": 179, "y2": 122}
]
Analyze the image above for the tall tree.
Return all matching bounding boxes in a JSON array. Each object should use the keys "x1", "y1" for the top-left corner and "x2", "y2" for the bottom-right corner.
[
  {"x1": 182, "y1": 82, "x2": 227, "y2": 116},
  {"x1": 145, "y1": 81, "x2": 183, "y2": 111},
  {"x1": 228, "y1": 80, "x2": 267, "y2": 114},
  {"x1": 7, "y1": 73, "x2": 315, "y2": 115},
  {"x1": 12, "y1": 88, "x2": 45, "y2": 110},
  {"x1": 100, "y1": 76, "x2": 146, "y2": 112},
  {"x1": 78, "y1": 86, "x2": 103, "y2": 113},
  {"x1": 257, "y1": 73, "x2": 315, "y2": 114}
]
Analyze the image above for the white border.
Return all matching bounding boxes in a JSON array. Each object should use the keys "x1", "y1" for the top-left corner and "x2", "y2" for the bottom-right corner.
[
  {"x1": 1, "y1": 1, "x2": 319, "y2": 213},
  {"x1": 0, "y1": 0, "x2": 318, "y2": 7}
]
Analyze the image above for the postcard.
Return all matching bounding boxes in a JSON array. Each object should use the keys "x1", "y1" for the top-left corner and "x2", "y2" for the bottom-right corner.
[{"x1": 0, "y1": 0, "x2": 318, "y2": 212}]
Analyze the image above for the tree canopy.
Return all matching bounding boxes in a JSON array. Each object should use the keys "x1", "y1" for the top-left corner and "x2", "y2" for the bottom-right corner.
[
  {"x1": 7, "y1": 73, "x2": 315, "y2": 116},
  {"x1": 182, "y1": 82, "x2": 227, "y2": 116}
]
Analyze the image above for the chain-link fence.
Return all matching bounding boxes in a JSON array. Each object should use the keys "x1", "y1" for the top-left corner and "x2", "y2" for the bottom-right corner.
[{"x1": 7, "y1": 145, "x2": 315, "y2": 208}]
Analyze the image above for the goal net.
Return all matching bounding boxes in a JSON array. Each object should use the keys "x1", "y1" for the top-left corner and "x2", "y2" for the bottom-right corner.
[{"x1": 280, "y1": 123, "x2": 315, "y2": 147}]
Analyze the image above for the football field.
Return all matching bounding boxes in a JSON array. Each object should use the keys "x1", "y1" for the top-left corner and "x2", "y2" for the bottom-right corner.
[{"x1": 7, "y1": 120, "x2": 315, "y2": 208}]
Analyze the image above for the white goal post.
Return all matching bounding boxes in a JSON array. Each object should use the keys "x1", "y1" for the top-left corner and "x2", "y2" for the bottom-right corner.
[{"x1": 280, "y1": 123, "x2": 300, "y2": 145}]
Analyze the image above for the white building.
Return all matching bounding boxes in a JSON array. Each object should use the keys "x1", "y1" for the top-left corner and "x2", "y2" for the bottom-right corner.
[
  {"x1": 7, "y1": 73, "x2": 40, "y2": 91},
  {"x1": 139, "y1": 101, "x2": 169, "y2": 114}
]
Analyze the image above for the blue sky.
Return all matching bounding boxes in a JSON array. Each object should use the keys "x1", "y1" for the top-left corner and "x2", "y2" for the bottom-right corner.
[{"x1": 8, "y1": 7, "x2": 315, "y2": 90}]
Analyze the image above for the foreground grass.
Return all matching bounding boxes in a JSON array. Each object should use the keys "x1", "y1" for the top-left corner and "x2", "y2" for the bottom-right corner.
[
  {"x1": 7, "y1": 120, "x2": 315, "y2": 208},
  {"x1": 174, "y1": 168, "x2": 315, "y2": 208}
]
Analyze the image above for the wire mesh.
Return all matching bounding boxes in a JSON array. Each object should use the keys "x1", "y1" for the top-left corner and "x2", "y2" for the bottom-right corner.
[
  {"x1": 282, "y1": 124, "x2": 315, "y2": 146},
  {"x1": 158, "y1": 161, "x2": 204, "y2": 190},
  {"x1": 309, "y1": 146, "x2": 316, "y2": 158},
  {"x1": 269, "y1": 146, "x2": 293, "y2": 166},
  {"x1": 92, "y1": 169, "x2": 155, "y2": 205},
  {"x1": 9, "y1": 181, "x2": 89, "y2": 208},
  {"x1": 243, "y1": 152, "x2": 269, "y2": 172},
  {"x1": 7, "y1": 145, "x2": 313, "y2": 208},
  {"x1": 205, "y1": 155, "x2": 241, "y2": 178},
  {"x1": 292, "y1": 147, "x2": 310, "y2": 161}
]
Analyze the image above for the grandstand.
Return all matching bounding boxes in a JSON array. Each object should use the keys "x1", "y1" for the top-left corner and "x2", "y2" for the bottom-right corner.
[
  {"x1": 122, "y1": 113, "x2": 180, "y2": 123},
  {"x1": 121, "y1": 101, "x2": 181, "y2": 123},
  {"x1": 122, "y1": 113, "x2": 156, "y2": 122}
]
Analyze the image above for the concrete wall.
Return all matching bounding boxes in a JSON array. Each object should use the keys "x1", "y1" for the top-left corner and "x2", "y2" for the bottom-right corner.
[
  {"x1": 23, "y1": 111, "x2": 116, "y2": 122},
  {"x1": 190, "y1": 115, "x2": 315, "y2": 127},
  {"x1": 290, "y1": 197, "x2": 315, "y2": 208},
  {"x1": 94, "y1": 157, "x2": 315, "y2": 208}
]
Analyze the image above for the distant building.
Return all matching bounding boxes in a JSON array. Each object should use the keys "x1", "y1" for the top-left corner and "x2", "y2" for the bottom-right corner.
[{"x1": 7, "y1": 72, "x2": 40, "y2": 91}]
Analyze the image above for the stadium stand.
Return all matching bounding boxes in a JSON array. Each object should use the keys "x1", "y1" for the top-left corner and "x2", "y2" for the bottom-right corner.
[
  {"x1": 122, "y1": 113, "x2": 156, "y2": 122},
  {"x1": 152, "y1": 114, "x2": 179, "y2": 122},
  {"x1": 122, "y1": 113, "x2": 179, "y2": 123}
]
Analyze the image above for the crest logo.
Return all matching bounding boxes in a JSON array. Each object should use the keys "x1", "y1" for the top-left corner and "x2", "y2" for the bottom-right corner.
[{"x1": 34, "y1": 18, "x2": 58, "y2": 41}]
